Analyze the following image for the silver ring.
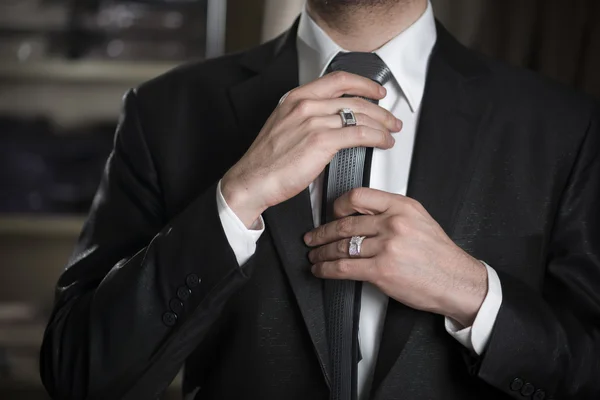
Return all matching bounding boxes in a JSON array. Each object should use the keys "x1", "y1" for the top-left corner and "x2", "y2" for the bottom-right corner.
[
  {"x1": 348, "y1": 235, "x2": 366, "y2": 257},
  {"x1": 339, "y1": 108, "x2": 357, "y2": 127}
]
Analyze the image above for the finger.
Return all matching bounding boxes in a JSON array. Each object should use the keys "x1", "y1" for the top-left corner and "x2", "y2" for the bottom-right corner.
[
  {"x1": 303, "y1": 112, "x2": 388, "y2": 132},
  {"x1": 290, "y1": 97, "x2": 401, "y2": 132},
  {"x1": 326, "y1": 124, "x2": 395, "y2": 151},
  {"x1": 333, "y1": 187, "x2": 397, "y2": 218},
  {"x1": 324, "y1": 97, "x2": 402, "y2": 132},
  {"x1": 304, "y1": 214, "x2": 381, "y2": 247},
  {"x1": 312, "y1": 258, "x2": 375, "y2": 282},
  {"x1": 289, "y1": 71, "x2": 386, "y2": 102},
  {"x1": 308, "y1": 237, "x2": 379, "y2": 263}
]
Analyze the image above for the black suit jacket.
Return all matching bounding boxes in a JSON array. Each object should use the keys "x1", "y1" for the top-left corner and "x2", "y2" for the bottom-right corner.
[{"x1": 40, "y1": 21, "x2": 600, "y2": 400}]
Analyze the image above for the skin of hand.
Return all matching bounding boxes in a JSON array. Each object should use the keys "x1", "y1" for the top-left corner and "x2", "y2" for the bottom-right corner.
[
  {"x1": 221, "y1": 71, "x2": 403, "y2": 228},
  {"x1": 304, "y1": 187, "x2": 488, "y2": 327}
]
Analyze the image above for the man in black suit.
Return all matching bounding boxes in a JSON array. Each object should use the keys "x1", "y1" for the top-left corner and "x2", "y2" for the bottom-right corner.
[{"x1": 40, "y1": 0, "x2": 600, "y2": 399}]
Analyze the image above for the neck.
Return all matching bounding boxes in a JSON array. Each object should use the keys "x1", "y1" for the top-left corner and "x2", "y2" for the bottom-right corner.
[{"x1": 306, "y1": 0, "x2": 428, "y2": 52}]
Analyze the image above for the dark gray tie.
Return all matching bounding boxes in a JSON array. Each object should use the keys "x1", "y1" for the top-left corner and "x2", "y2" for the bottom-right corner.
[{"x1": 322, "y1": 52, "x2": 392, "y2": 400}]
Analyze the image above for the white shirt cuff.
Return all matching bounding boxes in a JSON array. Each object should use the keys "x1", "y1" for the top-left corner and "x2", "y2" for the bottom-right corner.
[
  {"x1": 444, "y1": 262, "x2": 503, "y2": 355},
  {"x1": 216, "y1": 179, "x2": 265, "y2": 266}
]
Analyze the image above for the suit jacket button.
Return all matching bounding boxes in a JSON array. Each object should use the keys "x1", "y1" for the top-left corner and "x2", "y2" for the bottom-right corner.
[
  {"x1": 521, "y1": 383, "x2": 535, "y2": 397},
  {"x1": 186, "y1": 273, "x2": 200, "y2": 288},
  {"x1": 532, "y1": 389, "x2": 546, "y2": 400},
  {"x1": 177, "y1": 286, "x2": 191, "y2": 301},
  {"x1": 162, "y1": 312, "x2": 177, "y2": 327},
  {"x1": 169, "y1": 298, "x2": 184, "y2": 314},
  {"x1": 510, "y1": 378, "x2": 524, "y2": 391}
]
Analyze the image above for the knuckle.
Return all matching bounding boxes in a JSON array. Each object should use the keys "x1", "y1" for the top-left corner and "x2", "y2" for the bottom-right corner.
[
  {"x1": 332, "y1": 71, "x2": 349, "y2": 84},
  {"x1": 337, "y1": 239, "x2": 348, "y2": 254},
  {"x1": 285, "y1": 88, "x2": 300, "y2": 104},
  {"x1": 332, "y1": 199, "x2": 344, "y2": 218},
  {"x1": 336, "y1": 216, "x2": 355, "y2": 236},
  {"x1": 409, "y1": 198, "x2": 425, "y2": 212},
  {"x1": 314, "y1": 247, "x2": 325, "y2": 260},
  {"x1": 315, "y1": 225, "x2": 328, "y2": 240},
  {"x1": 386, "y1": 111, "x2": 396, "y2": 125},
  {"x1": 348, "y1": 187, "x2": 365, "y2": 205},
  {"x1": 355, "y1": 125, "x2": 368, "y2": 139},
  {"x1": 380, "y1": 130, "x2": 389, "y2": 146},
  {"x1": 329, "y1": 70, "x2": 342, "y2": 79},
  {"x1": 402, "y1": 196, "x2": 420, "y2": 212},
  {"x1": 294, "y1": 99, "x2": 312, "y2": 116},
  {"x1": 335, "y1": 259, "x2": 350, "y2": 274},
  {"x1": 388, "y1": 215, "x2": 405, "y2": 234}
]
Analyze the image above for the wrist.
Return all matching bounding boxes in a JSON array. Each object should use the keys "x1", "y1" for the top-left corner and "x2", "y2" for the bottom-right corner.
[
  {"x1": 221, "y1": 171, "x2": 267, "y2": 229},
  {"x1": 440, "y1": 255, "x2": 488, "y2": 327}
]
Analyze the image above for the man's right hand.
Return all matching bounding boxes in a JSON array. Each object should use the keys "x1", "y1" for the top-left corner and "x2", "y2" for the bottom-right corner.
[{"x1": 221, "y1": 71, "x2": 403, "y2": 228}]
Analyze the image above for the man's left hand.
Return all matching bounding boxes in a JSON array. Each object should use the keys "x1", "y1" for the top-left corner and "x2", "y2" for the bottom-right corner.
[{"x1": 304, "y1": 187, "x2": 488, "y2": 327}]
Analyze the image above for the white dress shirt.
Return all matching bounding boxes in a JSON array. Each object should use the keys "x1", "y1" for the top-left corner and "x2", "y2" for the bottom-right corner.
[{"x1": 216, "y1": 2, "x2": 502, "y2": 398}]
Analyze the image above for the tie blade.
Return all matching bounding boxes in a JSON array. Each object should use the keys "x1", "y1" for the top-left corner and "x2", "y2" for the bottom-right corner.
[{"x1": 323, "y1": 51, "x2": 392, "y2": 400}]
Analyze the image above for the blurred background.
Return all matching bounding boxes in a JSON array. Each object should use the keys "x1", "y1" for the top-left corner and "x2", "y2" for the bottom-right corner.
[{"x1": 0, "y1": 0, "x2": 598, "y2": 398}]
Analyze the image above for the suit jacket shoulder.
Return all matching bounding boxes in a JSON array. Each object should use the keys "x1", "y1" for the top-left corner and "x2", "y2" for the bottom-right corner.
[{"x1": 482, "y1": 54, "x2": 597, "y2": 137}]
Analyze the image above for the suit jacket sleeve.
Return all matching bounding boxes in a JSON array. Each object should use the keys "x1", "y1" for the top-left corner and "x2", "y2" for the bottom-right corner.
[
  {"x1": 474, "y1": 105, "x2": 600, "y2": 399},
  {"x1": 39, "y1": 89, "x2": 255, "y2": 400}
]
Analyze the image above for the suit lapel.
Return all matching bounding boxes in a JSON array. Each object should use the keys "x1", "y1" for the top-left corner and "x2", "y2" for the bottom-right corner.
[
  {"x1": 229, "y1": 22, "x2": 299, "y2": 149},
  {"x1": 228, "y1": 21, "x2": 332, "y2": 388},
  {"x1": 371, "y1": 23, "x2": 493, "y2": 397}
]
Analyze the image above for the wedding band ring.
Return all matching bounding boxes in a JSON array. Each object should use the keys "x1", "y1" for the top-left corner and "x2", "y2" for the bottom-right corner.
[
  {"x1": 339, "y1": 108, "x2": 357, "y2": 127},
  {"x1": 349, "y1": 235, "x2": 366, "y2": 257}
]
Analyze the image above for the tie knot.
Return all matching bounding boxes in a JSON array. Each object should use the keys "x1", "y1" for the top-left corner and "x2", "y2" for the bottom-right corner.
[{"x1": 327, "y1": 52, "x2": 392, "y2": 86}]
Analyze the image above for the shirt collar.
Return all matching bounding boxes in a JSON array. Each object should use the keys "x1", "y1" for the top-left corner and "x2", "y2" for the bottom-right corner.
[{"x1": 296, "y1": 0, "x2": 436, "y2": 112}]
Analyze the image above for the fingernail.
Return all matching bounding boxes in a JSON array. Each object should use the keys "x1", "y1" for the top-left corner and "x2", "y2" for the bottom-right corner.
[
  {"x1": 396, "y1": 119, "x2": 402, "y2": 131},
  {"x1": 311, "y1": 265, "x2": 317, "y2": 275},
  {"x1": 379, "y1": 86, "x2": 386, "y2": 96},
  {"x1": 304, "y1": 233, "x2": 312, "y2": 245}
]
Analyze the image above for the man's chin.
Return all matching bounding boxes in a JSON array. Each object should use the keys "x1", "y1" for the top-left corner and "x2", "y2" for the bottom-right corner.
[{"x1": 308, "y1": 0, "x2": 404, "y2": 9}]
